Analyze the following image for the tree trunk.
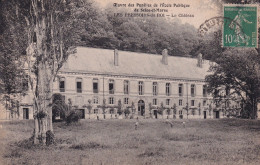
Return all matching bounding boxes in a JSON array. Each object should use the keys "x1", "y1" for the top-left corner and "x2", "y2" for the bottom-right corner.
[
  {"x1": 48, "y1": 76, "x2": 54, "y2": 132},
  {"x1": 33, "y1": 116, "x2": 39, "y2": 144},
  {"x1": 34, "y1": 62, "x2": 53, "y2": 144},
  {"x1": 32, "y1": 14, "x2": 55, "y2": 144},
  {"x1": 251, "y1": 98, "x2": 258, "y2": 119}
]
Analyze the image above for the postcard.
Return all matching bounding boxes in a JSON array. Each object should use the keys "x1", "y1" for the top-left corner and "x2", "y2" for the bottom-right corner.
[{"x1": 0, "y1": 0, "x2": 259, "y2": 164}]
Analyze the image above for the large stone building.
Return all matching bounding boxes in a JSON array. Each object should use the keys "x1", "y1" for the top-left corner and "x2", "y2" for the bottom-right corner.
[{"x1": 11, "y1": 47, "x2": 231, "y2": 120}]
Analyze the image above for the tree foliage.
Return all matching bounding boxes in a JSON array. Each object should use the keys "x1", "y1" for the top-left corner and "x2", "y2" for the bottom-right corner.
[
  {"x1": 0, "y1": 0, "x2": 99, "y2": 144},
  {"x1": 203, "y1": 0, "x2": 260, "y2": 119},
  {"x1": 206, "y1": 48, "x2": 260, "y2": 119}
]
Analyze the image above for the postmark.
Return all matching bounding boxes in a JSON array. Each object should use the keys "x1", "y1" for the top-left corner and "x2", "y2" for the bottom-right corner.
[
  {"x1": 198, "y1": 16, "x2": 234, "y2": 37},
  {"x1": 223, "y1": 4, "x2": 258, "y2": 48}
]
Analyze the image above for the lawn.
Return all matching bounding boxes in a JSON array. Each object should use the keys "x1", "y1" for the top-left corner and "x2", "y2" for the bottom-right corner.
[{"x1": 0, "y1": 118, "x2": 260, "y2": 165}]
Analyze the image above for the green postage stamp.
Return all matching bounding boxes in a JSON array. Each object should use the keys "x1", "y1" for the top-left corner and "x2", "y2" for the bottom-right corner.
[{"x1": 223, "y1": 5, "x2": 258, "y2": 47}]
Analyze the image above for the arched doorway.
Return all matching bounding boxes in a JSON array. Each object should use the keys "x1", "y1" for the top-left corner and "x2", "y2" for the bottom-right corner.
[{"x1": 138, "y1": 100, "x2": 145, "y2": 116}]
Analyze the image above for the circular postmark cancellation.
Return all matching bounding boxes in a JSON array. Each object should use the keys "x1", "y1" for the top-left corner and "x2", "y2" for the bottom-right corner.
[
  {"x1": 198, "y1": 16, "x2": 243, "y2": 47},
  {"x1": 198, "y1": 16, "x2": 234, "y2": 36},
  {"x1": 198, "y1": 4, "x2": 258, "y2": 48}
]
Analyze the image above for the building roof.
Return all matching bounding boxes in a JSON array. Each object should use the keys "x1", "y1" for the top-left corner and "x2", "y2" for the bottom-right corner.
[{"x1": 61, "y1": 47, "x2": 211, "y2": 81}]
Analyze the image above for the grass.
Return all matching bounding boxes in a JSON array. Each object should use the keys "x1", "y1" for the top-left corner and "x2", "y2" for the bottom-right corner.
[{"x1": 0, "y1": 119, "x2": 260, "y2": 165}]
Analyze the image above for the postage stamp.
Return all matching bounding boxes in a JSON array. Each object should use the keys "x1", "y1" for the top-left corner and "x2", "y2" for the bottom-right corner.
[{"x1": 223, "y1": 4, "x2": 258, "y2": 47}]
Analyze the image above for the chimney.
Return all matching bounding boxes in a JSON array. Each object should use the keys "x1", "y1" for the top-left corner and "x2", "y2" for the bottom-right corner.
[
  {"x1": 197, "y1": 53, "x2": 203, "y2": 68},
  {"x1": 162, "y1": 49, "x2": 168, "y2": 65},
  {"x1": 114, "y1": 49, "x2": 119, "y2": 66}
]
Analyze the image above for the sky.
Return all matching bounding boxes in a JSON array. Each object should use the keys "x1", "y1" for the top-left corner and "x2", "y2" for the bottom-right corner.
[{"x1": 93, "y1": 0, "x2": 220, "y2": 28}]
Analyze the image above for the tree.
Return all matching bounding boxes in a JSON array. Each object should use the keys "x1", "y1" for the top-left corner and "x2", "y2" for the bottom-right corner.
[
  {"x1": 65, "y1": 99, "x2": 81, "y2": 125},
  {"x1": 199, "y1": 0, "x2": 260, "y2": 119},
  {"x1": 172, "y1": 103, "x2": 177, "y2": 119},
  {"x1": 0, "y1": 0, "x2": 96, "y2": 144},
  {"x1": 116, "y1": 21, "x2": 148, "y2": 51},
  {"x1": 198, "y1": 30, "x2": 225, "y2": 61},
  {"x1": 158, "y1": 102, "x2": 165, "y2": 119},
  {"x1": 98, "y1": 99, "x2": 107, "y2": 119},
  {"x1": 148, "y1": 103, "x2": 153, "y2": 118},
  {"x1": 109, "y1": 107, "x2": 114, "y2": 119},
  {"x1": 83, "y1": 99, "x2": 92, "y2": 119},
  {"x1": 206, "y1": 48, "x2": 260, "y2": 119},
  {"x1": 124, "y1": 108, "x2": 130, "y2": 118},
  {"x1": 106, "y1": 6, "x2": 201, "y2": 56},
  {"x1": 117, "y1": 99, "x2": 123, "y2": 116},
  {"x1": 166, "y1": 108, "x2": 171, "y2": 119},
  {"x1": 130, "y1": 101, "x2": 136, "y2": 119},
  {"x1": 0, "y1": 0, "x2": 29, "y2": 119}
]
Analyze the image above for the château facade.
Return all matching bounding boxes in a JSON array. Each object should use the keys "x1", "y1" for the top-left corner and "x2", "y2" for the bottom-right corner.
[{"x1": 17, "y1": 47, "x2": 234, "y2": 120}]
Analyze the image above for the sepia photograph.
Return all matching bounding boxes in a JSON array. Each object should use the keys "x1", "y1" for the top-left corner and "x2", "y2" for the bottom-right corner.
[{"x1": 0, "y1": 0, "x2": 260, "y2": 164}]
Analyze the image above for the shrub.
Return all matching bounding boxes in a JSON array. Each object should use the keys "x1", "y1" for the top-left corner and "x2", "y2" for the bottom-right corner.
[
  {"x1": 117, "y1": 109, "x2": 123, "y2": 115},
  {"x1": 52, "y1": 93, "x2": 67, "y2": 121},
  {"x1": 65, "y1": 111, "x2": 80, "y2": 124},
  {"x1": 70, "y1": 142, "x2": 109, "y2": 150},
  {"x1": 124, "y1": 108, "x2": 130, "y2": 117}
]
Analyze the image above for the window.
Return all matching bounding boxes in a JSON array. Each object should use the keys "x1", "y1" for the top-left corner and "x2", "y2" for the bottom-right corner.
[
  {"x1": 153, "y1": 98, "x2": 157, "y2": 105},
  {"x1": 179, "y1": 110, "x2": 183, "y2": 115},
  {"x1": 179, "y1": 99, "x2": 183, "y2": 106},
  {"x1": 191, "y1": 100, "x2": 195, "y2": 106},
  {"x1": 124, "y1": 80, "x2": 129, "y2": 94},
  {"x1": 94, "y1": 109, "x2": 99, "y2": 114},
  {"x1": 93, "y1": 79, "x2": 98, "y2": 93},
  {"x1": 166, "y1": 83, "x2": 171, "y2": 96},
  {"x1": 153, "y1": 82, "x2": 158, "y2": 96},
  {"x1": 110, "y1": 108, "x2": 114, "y2": 114},
  {"x1": 203, "y1": 85, "x2": 207, "y2": 97},
  {"x1": 166, "y1": 99, "x2": 170, "y2": 105},
  {"x1": 59, "y1": 77, "x2": 65, "y2": 92},
  {"x1": 109, "y1": 97, "x2": 114, "y2": 104},
  {"x1": 138, "y1": 81, "x2": 144, "y2": 95},
  {"x1": 23, "y1": 108, "x2": 29, "y2": 119},
  {"x1": 124, "y1": 98, "x2": 129, "y2": 104},
  {"x1": 93, "y1": 97, "x2": 99, "y2": 104},
  {"x1": 178, "y1": 84, "x2": 183, "y2": 96},
  {"x1": 192, "y1": 109, "x2": 195, "y2": 116},
  {"x1": 203, "y1": 100, "x2": 207, "y2": 106},
  {"x1": 76, "y1": 78, "x2": 82, "y2": 93},
  {"x1": 109, "y1": 79, "x2": 114, "y2": 94},
  {"x1": 191, "y1": 84, "x2": 195, "y2": 97}
]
